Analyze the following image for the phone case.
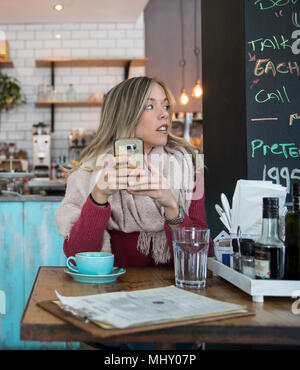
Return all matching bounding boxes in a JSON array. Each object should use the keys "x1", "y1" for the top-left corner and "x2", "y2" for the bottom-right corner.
[{"x1": 114, "y1": 138, "x2": 144, "y2": 169}]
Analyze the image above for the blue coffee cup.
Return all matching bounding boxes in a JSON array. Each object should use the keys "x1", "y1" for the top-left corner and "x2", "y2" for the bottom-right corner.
[{"x1": 66, "y1": 252, "x2": 114, "y2": 275}]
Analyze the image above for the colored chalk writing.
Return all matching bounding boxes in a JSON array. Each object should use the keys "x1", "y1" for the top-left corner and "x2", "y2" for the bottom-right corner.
[
  {"x1": 254, "y1": 0, "x2": 299, "y2": 11},
  {"x1": 263, "y1": 165, "x2": 300, "y2": 193},
  {"x1": 251, "y1": 139, "x2": 300, "y2": 159},
  {"x1": 291, "y1": 12, "x2": 300, "y2": 27},
  {"x1": 248, "y1": 34, "x2": 292, "y2": 51},
  {"x1": 289, "y1": 113, "x2": 300, "y2": 125},
  {"x1": 255, "y1": 85, "x2": 291, "y2": 103},
  {"x1": 246, "y1": 1, "x2": 300, "y2": 198},
  {"x1": 254, "y1": 58, "x2": 300, "y2": 77}
]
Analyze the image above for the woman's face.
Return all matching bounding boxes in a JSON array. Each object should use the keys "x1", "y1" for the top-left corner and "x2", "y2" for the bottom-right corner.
[{"x1": 135, "y1": 82, "x2": 170, "y2": 154}]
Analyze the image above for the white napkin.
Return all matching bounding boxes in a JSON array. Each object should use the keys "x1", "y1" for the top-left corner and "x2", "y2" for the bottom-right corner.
[{"x1": 230, "y1": 180, "x2": 287, "y2": 238}]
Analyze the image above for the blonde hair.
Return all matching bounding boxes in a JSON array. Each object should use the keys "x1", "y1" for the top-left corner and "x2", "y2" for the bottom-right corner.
[{"x1": 69, "y1": 76, "x2": 197, "y2": 173}]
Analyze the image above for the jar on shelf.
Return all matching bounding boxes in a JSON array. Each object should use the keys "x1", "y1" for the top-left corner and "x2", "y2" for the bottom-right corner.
[
  {"x1": 45, "y1": 85, "x2": 52, "y2": 101},
  {"x1": 66, "y1": 83, "x2": 76, "y2": 101},
  {"x1": 37, "y1": 84, "x2": 47, "y2": 100},
  {"x1": 48, "y1": 88, "x2": 59, "y2": 101}
]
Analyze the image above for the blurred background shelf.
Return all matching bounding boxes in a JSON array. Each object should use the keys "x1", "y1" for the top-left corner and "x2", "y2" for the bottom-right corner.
[
  {"x1": 35, "y1": 57, "x2": 148, "y2": 131},
  {"x1": 35, "y1": 58, "x2": 148, "y2": 68},
  {"x1": 35, "y1": 100, "x2": 103, "y2": 106},
  {"x1": 0, "y1": 59, "x2": 13, "y2": 67}
]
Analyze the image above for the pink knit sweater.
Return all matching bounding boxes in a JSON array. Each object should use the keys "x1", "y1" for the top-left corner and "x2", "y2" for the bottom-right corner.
[{"x1": 63, "y1": 194, "x2": 212, "y2": 267}]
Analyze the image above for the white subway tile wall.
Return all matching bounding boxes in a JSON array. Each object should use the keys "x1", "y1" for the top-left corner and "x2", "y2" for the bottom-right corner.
[{"x1": 0, "y1": 14, "x2": 145, "y2": 164}]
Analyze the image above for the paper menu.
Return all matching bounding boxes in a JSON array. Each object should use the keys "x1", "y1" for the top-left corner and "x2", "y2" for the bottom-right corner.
[{"x1": 55, "y1": 286, "x2": 247, "y2": 329}]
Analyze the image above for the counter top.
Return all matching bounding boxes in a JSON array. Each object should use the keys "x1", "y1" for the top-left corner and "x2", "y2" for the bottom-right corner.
[{"x1": 0, "y1": 194, "x2": 63, "y2": 202}]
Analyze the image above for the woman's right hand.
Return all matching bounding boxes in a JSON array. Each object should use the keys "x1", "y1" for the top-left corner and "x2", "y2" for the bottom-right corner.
[{"x1": 91, "y1": 155, "x2": 146, "y2": 203}]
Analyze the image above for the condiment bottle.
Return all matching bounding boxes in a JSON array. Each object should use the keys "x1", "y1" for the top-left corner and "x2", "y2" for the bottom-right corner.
[
  {"x1": 285, "y1": 183, "x2": 300, "y2": 280},
  {"x1": 231, "y1": 238, "x2": 241, "y2": 272},
  {"x1": 240, "y1": 239, "x2": 255, "y2": 279},
  {"x1": 254, "y1": 197, "x2": 285, "y2": 280}
]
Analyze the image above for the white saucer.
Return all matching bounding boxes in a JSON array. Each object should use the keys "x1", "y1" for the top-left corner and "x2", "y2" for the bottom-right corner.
[{"x1": 64, "y1": 267, "x2": 126, "y2": 283}]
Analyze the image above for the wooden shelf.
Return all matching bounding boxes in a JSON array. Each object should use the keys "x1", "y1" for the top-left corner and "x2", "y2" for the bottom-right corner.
[
  {"x1": 35, "y1": 57, "x2": 148, "y2": 131},
  {"x1": 0, "y1": 59, "x2": 13, "y2": 67},
  {"x1": 35, "y1": 58, "x2": 148, "y2": 68},
  {"x1": 35, "y1": 100, "x2": 103, "y2": 106}
]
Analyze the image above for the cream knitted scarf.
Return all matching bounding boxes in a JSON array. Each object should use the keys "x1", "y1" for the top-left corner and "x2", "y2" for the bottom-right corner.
[{"x1": 55, "y1": 145, "x2": 195, "y2": 264}]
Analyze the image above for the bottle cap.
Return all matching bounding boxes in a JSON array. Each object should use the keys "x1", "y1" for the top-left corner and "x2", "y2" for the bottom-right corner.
[
  {"x1": 240, "y1": 239, "x2": 255, "y2": 257},
  {"x1": 293, "y1": 183, "x2": 300, "y2": 197},
  {"x1": 263, "y1": 197, "x2": 279, "y2": 208},
  {"x1": 263, "y1": 197, "x2": 279, "y2": 218},
  {"x1": 232, "y1": 238, "x2": 253, "y2": 253},
  {"x1": 231, "y1": 238, "x2": 238, "y2": 252}
]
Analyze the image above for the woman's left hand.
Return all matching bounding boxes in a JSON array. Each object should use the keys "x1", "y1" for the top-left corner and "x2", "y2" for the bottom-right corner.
[{"x1": 126, "y1": 154, "x2": 180, "y2": 218}]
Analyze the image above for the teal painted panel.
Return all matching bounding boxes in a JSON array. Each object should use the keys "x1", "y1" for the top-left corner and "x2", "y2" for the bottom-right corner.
[
  {"x1": 23, "y1": 201, "x2": 79, "y2": 350},
  {"x1": 23, "y1": 202, "x2": 66, "y2": 301},
  {"x1": 0, "y1": 202, "x2": 25, "y2": 349},
  {"x1": 0, "y1": 201, "x2": 79, "y2": 350}
]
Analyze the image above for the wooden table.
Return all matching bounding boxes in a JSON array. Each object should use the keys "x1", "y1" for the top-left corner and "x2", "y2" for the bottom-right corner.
[{"x1": 21, "y1": 266, "x2": 300, "y2": 347}]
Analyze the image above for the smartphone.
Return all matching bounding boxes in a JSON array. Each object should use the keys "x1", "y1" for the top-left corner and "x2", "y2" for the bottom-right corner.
[{"x1": 114, "y1": 138, "x2": 144, "y2": 169}]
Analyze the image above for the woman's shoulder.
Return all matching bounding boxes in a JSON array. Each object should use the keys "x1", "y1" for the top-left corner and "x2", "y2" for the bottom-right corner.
[{"x1": 66, "y1": 158, "x2": 95, "y2": 184}]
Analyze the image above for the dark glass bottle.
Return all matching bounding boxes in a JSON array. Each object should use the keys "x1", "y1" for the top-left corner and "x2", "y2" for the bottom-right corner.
[
  {"x1": 254, "y1": 197, "x2": 285, "y2": 279},
  {"x1": 285, "y1": 183, "x2": 300, "y2": 280}
]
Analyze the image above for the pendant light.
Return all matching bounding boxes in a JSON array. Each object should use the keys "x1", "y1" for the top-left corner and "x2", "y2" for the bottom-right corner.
[
  {"x1": 179, "y1": 0, "x2": 189, "y2": 106},
  {"x1": 192, "y1": 0, "x2": 203, "y2": 98}
]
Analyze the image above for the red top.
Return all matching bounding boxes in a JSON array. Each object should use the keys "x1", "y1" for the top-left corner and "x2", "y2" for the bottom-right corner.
[{"x1": 63, "y1": 194, "x2": 212, "y2": 267}]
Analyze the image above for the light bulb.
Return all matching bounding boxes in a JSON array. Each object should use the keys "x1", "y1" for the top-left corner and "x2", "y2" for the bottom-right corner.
[
  {"x1": 192, "y1": 80, "x2": 203, "y2": 98},
  {"x1": 179, "y1": 89, "x2": 189, "y2": 105},
  {"x1": 53, "y1": 4, "x2": 64, "y2": 11}
]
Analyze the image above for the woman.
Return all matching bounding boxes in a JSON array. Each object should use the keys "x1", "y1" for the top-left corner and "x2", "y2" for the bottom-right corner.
[{"x1": 55, "y1": 76, "x2": 211, "y2": 266}]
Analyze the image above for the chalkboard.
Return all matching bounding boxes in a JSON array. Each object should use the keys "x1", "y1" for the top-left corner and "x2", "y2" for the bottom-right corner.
[{"x1": 245, "y1": 0, "x2": 300, "y2": 199}]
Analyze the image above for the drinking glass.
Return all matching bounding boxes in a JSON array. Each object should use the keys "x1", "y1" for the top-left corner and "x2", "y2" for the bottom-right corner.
[{"x1": 172, "y1": 227, "x2": 210, "y2": 289}]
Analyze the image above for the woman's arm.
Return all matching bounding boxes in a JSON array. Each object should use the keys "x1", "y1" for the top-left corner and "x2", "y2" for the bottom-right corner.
[
  {"x1": 55, "y1": 167, "x2": 111, "y2": 258},
  {"x1": 63, "y1": 195, "x2": 111, "y2": 257}
]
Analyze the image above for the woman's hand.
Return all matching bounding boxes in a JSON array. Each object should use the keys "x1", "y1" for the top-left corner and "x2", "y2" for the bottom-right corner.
[
  {"x1": 92, "y1": 153, "x2": 180, "y2": 219},
  {"x1": 126, "y1": 154, "x2": 180, "y2": 219},
  {"x1": 91, "y1": 155, "x2": 147, "y2": 204}
]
